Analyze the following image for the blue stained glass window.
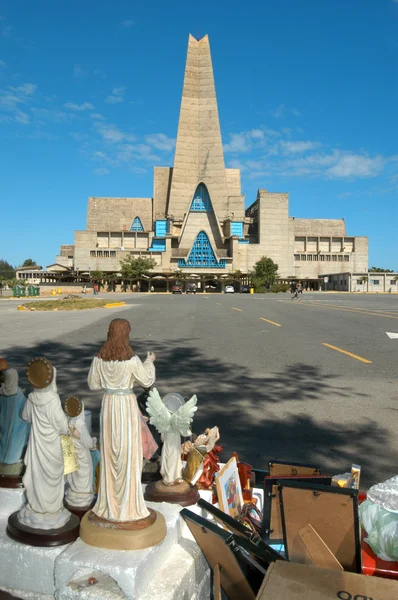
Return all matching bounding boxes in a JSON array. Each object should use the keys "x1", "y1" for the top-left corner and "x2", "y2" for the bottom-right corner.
[
  {"x1": 190, "y1": 184, "x2": 213, "y2": 212},
  {"x1": 231, "y1": 222, "x2": 243, "y2": 237},
  {"x1": 130, "y1": 217, "x2": 144, "y2": 232},
  {"x1": 178, "y1": 231, "x2": 226, "y2": 268}
]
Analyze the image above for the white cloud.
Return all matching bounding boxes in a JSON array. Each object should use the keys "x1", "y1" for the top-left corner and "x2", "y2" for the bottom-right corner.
[
  {"x1": 279, "y1": 140, "x2": 321, "y2": 154},
  {"x1": 292, "y1": 108, "x2": 302, "y2": 117},
  {"x1": 145, "y1": 133, "x2": 175, "y2": 152},
  {"x1": 94, "y1": 121, "x2": 135, "y2": 143},
  {"x1": 224, "y1": 129, "x2": 267, "y2": 153},
  {"x1": 64, "y1": 102, "x2": 94, "y2": 111},
  {"x1": 31, "y1": 107, "x2": 71, "y2": 123},
  {"x1": 73, "y1": 65, "x2": 87, "y2": 79},
  {"x1": 272, "y1": 104, "x2": 285, "y2": 118},
  {"x1": 0, "y1": 82, "x2": 37, "y2": 124},
  {"x1": 105, "y1": 87, "x2": 126, "y2": 104},
  {"x1": 90, "y1": 112, "x2": 105, "y2": 120},
  {"x1": 1, "y1": 24, "x2": 13, "y2": 39},
  {"x1": 93, "y1": 167, "x2": 110, "y2": 175},
  {"x1": 121, "y1": 20, "x2": 134, "y2": 28},
  {"x1": 326, "y1": 153, "x2": 384, "y2": 178},
  {"x1": 0, "y1": 59, "x2": 6, "y2": 68}
]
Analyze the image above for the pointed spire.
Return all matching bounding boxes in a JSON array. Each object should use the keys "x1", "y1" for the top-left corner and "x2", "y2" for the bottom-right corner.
[{"x1": 167, "y1": 35, "x2": 229, "y2": 219}]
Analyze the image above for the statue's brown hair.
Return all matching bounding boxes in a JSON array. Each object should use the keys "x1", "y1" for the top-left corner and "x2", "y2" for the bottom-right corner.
[{"x1": 97, "y1": 319, "x2": 135, "y2": 361}]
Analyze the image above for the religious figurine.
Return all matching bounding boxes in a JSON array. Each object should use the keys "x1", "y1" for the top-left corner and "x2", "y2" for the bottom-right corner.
[
  {"x1": 81, "y1": 318, "x2": 166, "y2": 550},
  {"x1": 7, "y1": 358, "x2": 80, "y2": 546},
  {"x1": 144, "y1": 389, "x2": 200, "y2": 506},
  {"x1": 0, "y1": 369, "x2": 30, "y2": 487},
  {"x1": 182, "y1": 426, "x2": 222, "y2": 490},
  {"x1": 64, "y1": 397, "x2": 96, "y2": 515}
]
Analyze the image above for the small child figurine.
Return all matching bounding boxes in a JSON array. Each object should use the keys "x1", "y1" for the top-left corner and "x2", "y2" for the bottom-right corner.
[{"x1": 65, "y1": 401, "x2": 96, "y2": 509}]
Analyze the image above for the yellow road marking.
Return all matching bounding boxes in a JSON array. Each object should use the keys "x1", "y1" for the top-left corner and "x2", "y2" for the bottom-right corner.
[
  {"x1": 322, "y1": 343, "x2": 372, "y2": 364},
  {"x1": 279, "y1": 300, "x2": 398, "y2": 320},
  {"x1": 232, "y1": 307, "x2": 242, "y2": 312},
  {"x1": 259, "y1": 317, "x2": 281, "y2": 327}
]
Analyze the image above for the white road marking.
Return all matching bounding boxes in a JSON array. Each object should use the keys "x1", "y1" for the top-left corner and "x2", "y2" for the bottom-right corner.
[{"x1": 386, "y1": 332, "x2": 398, "y2": 339}]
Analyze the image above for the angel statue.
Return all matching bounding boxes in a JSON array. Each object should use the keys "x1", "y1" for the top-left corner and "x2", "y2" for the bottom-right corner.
[{"x1": 146, "y1": 389, "x2": 197, "y2": 485}]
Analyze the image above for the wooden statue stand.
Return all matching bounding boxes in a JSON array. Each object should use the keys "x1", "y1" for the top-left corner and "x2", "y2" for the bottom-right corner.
[
  {"x1": 64, "y1": 499, "x2": 96, "y2": 520},
  {"x1": 79, "y1": 508, "x2": 167, "y2": 551},
  {"x1": 144, "y1": 479, "x2": 200, "y2": 507},
  {"x1": 7, "y1": 511, "x2": 80, "y2": 547},
  {"x1": 0, "y1": 461, "x2": 25, "y2": 489},
  {"x1": 0, "y1": 474, "x2": 24, "y2": 489}
]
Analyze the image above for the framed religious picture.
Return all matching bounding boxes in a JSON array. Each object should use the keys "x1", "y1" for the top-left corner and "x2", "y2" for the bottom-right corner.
[
  {"x1": 181, "y1": 508, "x2": 266, "y2": 600},
  {"x1": 279, "y1": 481, "x2": 361, "y2": 573},
  {"x1": 268, "y1": 460, "x2": 322, "y2": 477},
  {"x1": 215, "y1": 456, "x2": 244, "y2": 518},
  {"x1": 261, "y1": 475, "x2": 332, "y2": 544}
]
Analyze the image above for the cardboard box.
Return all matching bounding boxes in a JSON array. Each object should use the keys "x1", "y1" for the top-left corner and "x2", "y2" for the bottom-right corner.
[{"x1": 257, "y1": 561, "x2": 398, "y2": 599}]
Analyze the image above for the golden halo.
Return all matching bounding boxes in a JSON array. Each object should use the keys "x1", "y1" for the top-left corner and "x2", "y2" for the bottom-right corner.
[{"x1": 26, "y1": 357, "x2": 54, "y2": 389}]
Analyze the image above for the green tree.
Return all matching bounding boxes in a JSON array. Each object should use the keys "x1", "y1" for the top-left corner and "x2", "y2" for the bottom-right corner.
[
  {"x1": 369, "y1": 267, "x2": 393, "y2": 273},
  {"x1": 120, "y1": 256, "x2": 157, "y2": 287},
  {"x1": 251, "y1": 256, "x2": 279, "y2": 291},
  {"x1": 22, "y1": 259, "x2": 36, "y2": 267},
  {"x1": 90, "y1": 271, "x2": 106, "y2": 287},
  {"x1": 0, "y1": 259, "x2": 15, "y2": 279}
]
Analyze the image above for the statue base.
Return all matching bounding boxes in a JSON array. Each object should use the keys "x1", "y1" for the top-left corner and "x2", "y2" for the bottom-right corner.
[
  {"x1": 144, "y1": 479, "x2": 200, "y2": 507},
  {"x1": 7, "y1": 511, "x2": 80, "y2": 547},
  {"x1": 80, "y1": 508, "x2": 167, "y2": 550},
  {"x1": 64, "y1": 499, "x2": 96, "y2": 520},
  {"x1": 0, "y1": 461, "x2": 24, "y2": 488},
  {"x1": 0, "y1": 474, "x2": 24, "y2": 489}
]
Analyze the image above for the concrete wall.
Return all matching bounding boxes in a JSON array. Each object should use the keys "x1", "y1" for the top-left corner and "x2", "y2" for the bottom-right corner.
[
  {"x1": 154, "y1": 167, "x2": 172, "y2": 219},
  {"x1": 244, "y1": 190, "x2": 293, "y2": 277},
  {"x1": 167, "y1": 35, "x2": 230, "y2": 220},
  {"x1": 86, "y1": 197, "x2": 153, "y2": 232},
  {"x1": 293, "y1": 219, "x2": 346, "y2": 237}
]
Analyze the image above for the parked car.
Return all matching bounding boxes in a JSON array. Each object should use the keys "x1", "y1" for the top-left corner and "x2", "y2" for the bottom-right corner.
[
  {"x1": 224, "y1": 285, "x2": 235, "y2": 294},
  {"x1": 240, "y1": 285, "x2": 250, "y2": 293},
  {"x1": 172, "y1": 284, "x2": 183, "y2": 294},
  {"x1": 186, "y1": 283, "x2": 197, "y2": 294}
]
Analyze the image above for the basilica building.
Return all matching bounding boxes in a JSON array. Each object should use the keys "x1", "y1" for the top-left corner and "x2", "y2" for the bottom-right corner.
[{"x1": 53, "y1": 34, "x2": 368, "y2": 290}]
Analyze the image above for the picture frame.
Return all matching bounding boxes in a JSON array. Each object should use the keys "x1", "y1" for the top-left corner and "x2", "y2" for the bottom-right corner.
[
  {"x1": 261, "y1": 475, "x2": 332, "y2": 544},
  {"x1": 215, "y1": 456, "x2": 244, "y2": 518},
  {"x1": 268, "y1": 460, "x2": 322, "y2": 477},
  {"x1": 279, "y1": 481, "x2": 361, "y2": 573},
  {"x1": 197, "y1": 498, "x2": 285, "y2": 568},
  {"x1": 180, "y1": 508, "x2": 266, "y2": 600}
]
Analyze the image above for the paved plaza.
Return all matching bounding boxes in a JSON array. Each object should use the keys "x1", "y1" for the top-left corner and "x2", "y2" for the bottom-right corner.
[{"x1": 1, "y1": 292, "x2": 397, "y2": 488}]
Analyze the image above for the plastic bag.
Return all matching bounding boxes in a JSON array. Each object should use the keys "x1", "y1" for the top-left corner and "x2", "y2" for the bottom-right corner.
[{"x1": 360, "y1": 499, "x2": 398, "y2": 562}]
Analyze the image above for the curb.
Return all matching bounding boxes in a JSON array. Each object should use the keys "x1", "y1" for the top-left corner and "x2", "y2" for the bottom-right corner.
[{"x1": 104, "y1": 302, "x2": 127, "y2": 308}]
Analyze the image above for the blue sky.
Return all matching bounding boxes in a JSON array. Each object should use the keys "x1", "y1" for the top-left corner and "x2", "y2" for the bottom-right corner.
[{"x1": 1, "y1": 0, "x2": 397, "y2": 270}]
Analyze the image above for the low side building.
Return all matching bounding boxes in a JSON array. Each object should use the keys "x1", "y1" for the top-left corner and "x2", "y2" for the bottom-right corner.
[
  {"x1": 320, "y1": 272, "x2": 398, "y2": 292},
  {"x1": 53, "y1": 34, "x2": 368, "y2": 288}
]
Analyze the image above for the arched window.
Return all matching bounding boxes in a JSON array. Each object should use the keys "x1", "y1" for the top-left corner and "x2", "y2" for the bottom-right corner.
[
  {"x1": 190, "y1": 183, "x2": 213, "y2": 212},
  {"x1": 178, "y1": 231, "x2": 226, "y2": 268},
  {"x1": 130, "y1": 217, "x2": 144, "y2": 232}
]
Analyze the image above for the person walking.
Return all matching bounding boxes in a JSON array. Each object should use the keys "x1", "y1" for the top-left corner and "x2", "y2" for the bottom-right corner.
[{"x1": 291, "y1": 281, "x2": 299, "y2": 300}]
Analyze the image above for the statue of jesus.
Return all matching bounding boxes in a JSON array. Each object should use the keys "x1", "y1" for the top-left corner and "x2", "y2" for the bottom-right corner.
[{"x1": 88, "y1": 318, "x2": 156, "y2": 522}]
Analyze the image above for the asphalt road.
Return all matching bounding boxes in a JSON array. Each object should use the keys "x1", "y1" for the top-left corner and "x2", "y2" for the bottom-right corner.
[{"x1": 1, "y1": 292, "x2": 397, "y2": 488}]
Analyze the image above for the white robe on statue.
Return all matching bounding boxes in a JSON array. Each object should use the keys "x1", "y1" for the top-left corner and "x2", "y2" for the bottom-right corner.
[
  {"x1": 65, "y1": 402, "x2": 95, "y2": 508},
  {"x1": 88, "y1": 354, "x2": 155, "y2": 521},
  {"x1": 161, "y1": 431, "x2": 183, "y2": 485},
  {"x1": 18, "y1": 368, "x2": 71, "y2": 529}
]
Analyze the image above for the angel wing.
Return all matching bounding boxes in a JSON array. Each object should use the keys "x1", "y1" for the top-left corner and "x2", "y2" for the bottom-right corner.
[
  {"x1": 170, "y1": 395, "x2": 198, "y2": 437},
  {"x1": 146, "y1": 388, "x2": 172, "y2": 434}
]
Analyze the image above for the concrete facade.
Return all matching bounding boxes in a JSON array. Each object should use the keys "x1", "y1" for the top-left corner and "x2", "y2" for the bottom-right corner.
[{"x1": 53, "y1": 34, "x2": 368, "y2": 283}]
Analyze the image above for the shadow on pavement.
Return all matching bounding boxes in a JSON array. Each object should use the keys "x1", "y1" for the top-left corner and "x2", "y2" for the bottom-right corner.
[{"x1": 4, "y1": 336, "x2": 391, "y2": 488}]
